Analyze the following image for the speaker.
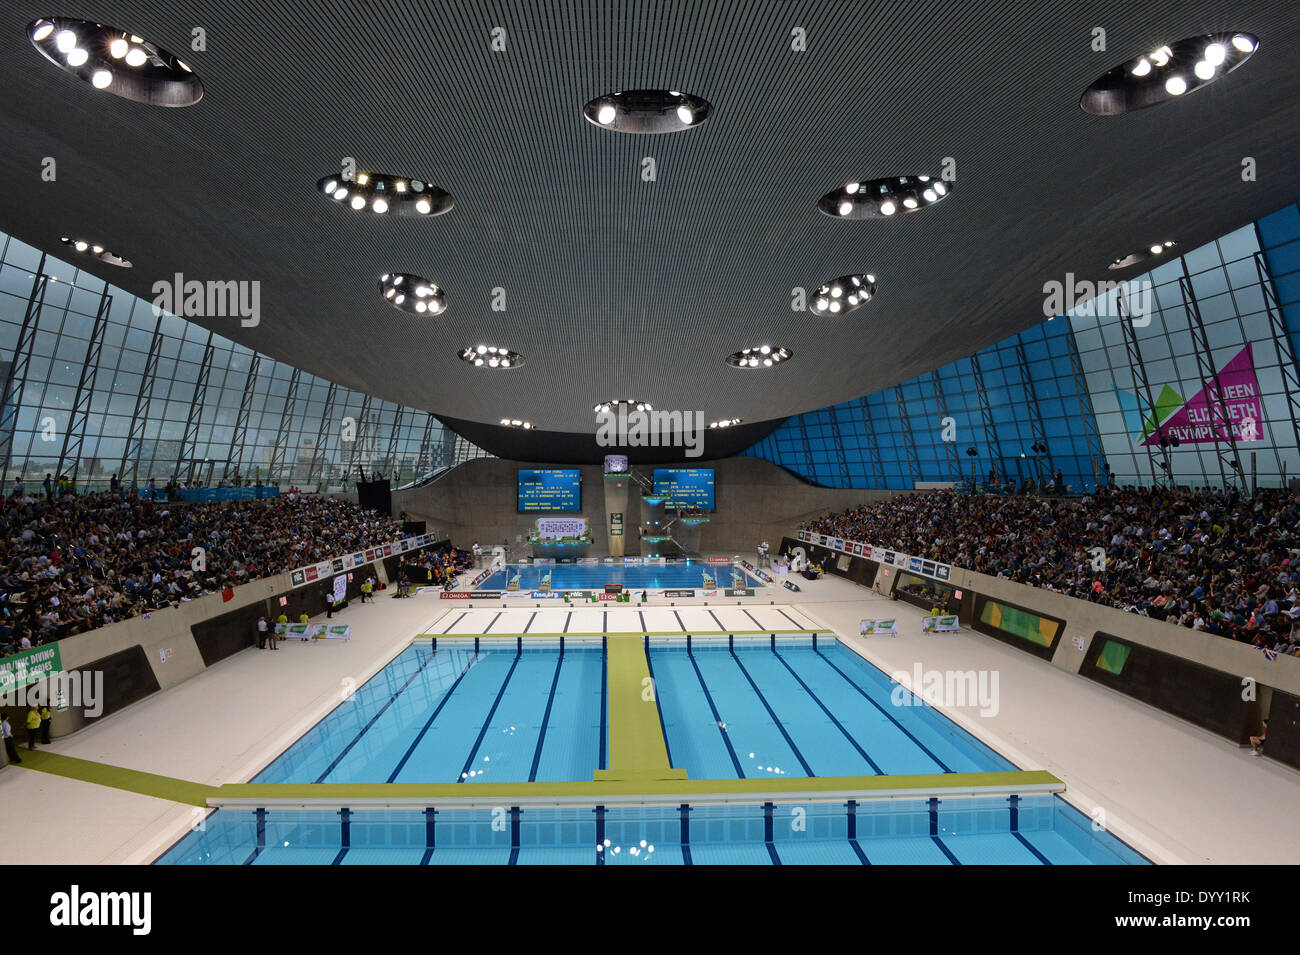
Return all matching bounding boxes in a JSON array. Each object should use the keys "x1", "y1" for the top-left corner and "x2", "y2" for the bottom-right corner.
[{"x1": 356, "y1": 478, "x2": 392, "y2": 516}]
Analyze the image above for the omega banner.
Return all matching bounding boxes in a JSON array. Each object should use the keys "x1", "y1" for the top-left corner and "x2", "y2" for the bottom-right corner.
[{"x1": 536, "y1": 517, "x2": 588, "y2": 539}]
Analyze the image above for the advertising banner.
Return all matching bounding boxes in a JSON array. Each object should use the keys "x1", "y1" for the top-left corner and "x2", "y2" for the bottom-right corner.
[
  {"x1": 922, "y1": 615, "x2": 961, "y2": 632},
  {"x1": 313, "y1": 624, "x2": 352, "y2": 640},
  {"x1": 860, "y1": 618, "x2": 898, "y2": 635},
  {"x1": 662, "y1": 589, "x2": 697, "y2": 598},
  {"x1": 0, "y1": 643, "x2": 62, "y2": 692},
  {"x1": 782, "y1": 580, "x2": 801, "y2": 593},
  {"x1": 724, "y1": 588, "x2": 755, "y2": 597}
]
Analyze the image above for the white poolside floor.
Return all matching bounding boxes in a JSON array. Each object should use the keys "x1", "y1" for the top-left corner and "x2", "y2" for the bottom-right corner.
[{"x1": 1, "y1": 562, "x2": 1297, "y2": 865}]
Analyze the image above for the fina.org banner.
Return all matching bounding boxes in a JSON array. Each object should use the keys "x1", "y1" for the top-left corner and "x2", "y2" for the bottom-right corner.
[
  {"x1": 794, "y1": 529, "x2": 952, "y2": 584},
  {"x1": 0, "y1": 643, "x2": 62, "y2": 692},
  {"x1": 288, "y1": 533, "x2": 437, "y2": 589},
  {"x1": 922, "y1": 615, "x2": 961, "y2": 633}
]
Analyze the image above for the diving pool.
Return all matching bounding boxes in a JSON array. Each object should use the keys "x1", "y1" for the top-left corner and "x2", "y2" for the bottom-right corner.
[{"x1": 474, "y1": 560, "x2": 759, "y2": 591}]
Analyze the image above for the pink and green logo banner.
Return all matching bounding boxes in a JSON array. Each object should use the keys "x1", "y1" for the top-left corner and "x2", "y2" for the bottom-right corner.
[{"x1": 1138, "y1": 344, "x2": 1264, "y2": 446}]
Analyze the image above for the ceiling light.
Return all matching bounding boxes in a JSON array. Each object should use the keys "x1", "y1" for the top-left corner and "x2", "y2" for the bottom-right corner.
[
  {"x1": 29, "y1": 18, "x2": 204, "y2": 106},
  {"x1": 820, "y1": 176, "x2": 951, "y2": 219},
  {"x1": 500, "y1": 418, "x2": 533, "y2": 429},
  {"x1": 1110, "y1": 240, "x2": 1178, "y2": 270},
  {"x1": 709, "y1": 418, "x2": 743, "y2": 429},
  {"x1": 594, "y1": 399, "x2": 652, "y2": 415},
  {"x1": 726, "y1": 347, "x2": 791, "y2": 369},
  {"x1": 462, "y1": 346, "x2": 522, "y2": 369},
  {"x1": 583, "y1": 89, "x2": 712, "y2": 133},
  {"x1": 318, "y1": 171, "x2": 452, "y2": 217},
  {"x1": 1081, "y1": 32, "x2": 1259, "y2": 115},
  {"x1": 59, "y1": 235, "x2": 132, "y2": 268},
  {"x1": 379, "y1": 273, "x2": 447, "y2": 316}
]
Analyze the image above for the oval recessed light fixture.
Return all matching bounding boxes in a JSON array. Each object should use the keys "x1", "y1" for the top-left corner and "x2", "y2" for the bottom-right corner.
[
  {"x1": 318, "y1": 172, "x2": 453, "y2": 217},
  {"x1": 498, "y1": 419, "x2": 534, "y2": 430},
  {"x1": 1081, "y1": 33, "x2": 1259, "y2": 115},
  {"x1": 1109, "y1": 240, "x2": 1177, "y2": 270},
  {"x1": 813, "y1": 273, "x2": 878, "y2": 315},
  {"x1": 28, "y1": 17, "x2": 203, "y2": 106},
  {"x1": 726, "y1": 346, "x2": 791, "y2": 369},
  {"x1": 59, "y1": 235, "x2": 132, "y2": 268},
  {"x1": 582, "y1": 89, "x2": 712, "y2": 133},
  {"x1": 459, "y1": 345, "x2": 522, "y2": 369},
  {"x1": 817, "y1": 176, "x2": 952, "y2": 219},
  {"x1": 593, "y1": 399, "x2": 653, "y2": 414},
  {"x1": 379, "y1": 273, "x2": 446, "y2": 315},
  {"x1": 708, "y1": 418, "x2": 743, "y2": 429}
]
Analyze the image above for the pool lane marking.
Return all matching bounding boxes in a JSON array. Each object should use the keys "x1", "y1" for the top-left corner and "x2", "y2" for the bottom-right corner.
[
  {"x1": 593, "y1": 636, "x2": 686, "y2": 781},
  {"x1": 686, "y1": 648, "x2": 746, "y2": 778},
  {"x1": 672, "y1": 611, "x2": 687, "y2": 631},
  {"x1": 777, "y1": 609, "x2": 807, "y2": 630},
  {"x1": 706, "y1": 610, "x2": 726, "y2": 631},
  {"x1": 523, "y1": 611, "x2": 538, "y2": 633},
  {"x1": 741, "y1": 609, "x2": 766, "y2": 631},
  {"x1": 638, "y1": 610, "x2": 646, "y2": 630},
  {"x1": 563, "y1": 612, "x2": 572, "y2": 634},
  {"x1": 770, "y1": 648, "x2": 883, "y2": 775},
  {"x1": 456, "y1": 649, "x2": 525, "y2": 783},
  {"x1": 386, "y1": 651, "x2": 480, "y2": 783},
  {"x1": 315, "y1": 648, "x2": 444, "y2": 783},
  {"x1": 528, "y1": 654, "x2": 566, "y2": 781},
  {"x1": 813, "y1": 647, "x2": 952, "y2": 773},
  {"x1": 728, "y1": 650, "x2": 814, "y2": 776},
  {"x1": 598, "y1": 640, "x2": 608, "y2": 771},
  {"x1": 643, "y1": 646, "x2": 675, "y2": 768},
  {"x1": 441, "y1": 611, "x2": 467, "y2": 634},
  {"x1": 483, "y1": 611, "x2": 504, "y2": 633},
  {"x1": 846, "y1": 801, "x2": 871, "y2": 865},
  {"x1": 1014, "y1": 832, "x2": 1053, "y2": 865}
]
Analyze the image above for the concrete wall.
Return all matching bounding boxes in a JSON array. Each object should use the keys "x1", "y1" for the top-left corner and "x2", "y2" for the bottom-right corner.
[
  {"x1": 393, "y1": 456, "x2": 901, "y2": 555},
  {"x1": 948, "y1": 565, "x2": 1300, "y2": 696}
]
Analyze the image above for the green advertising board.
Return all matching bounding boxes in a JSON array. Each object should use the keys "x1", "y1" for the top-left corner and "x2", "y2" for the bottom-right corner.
[
  {"x1": 0, "y1": 643, "x2": 63, "y2": 692},
  {"x1": 609, "y1": 513, "x2": 624, "y2": 537}
]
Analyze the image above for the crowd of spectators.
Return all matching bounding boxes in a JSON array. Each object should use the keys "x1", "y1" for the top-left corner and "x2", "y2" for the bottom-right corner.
[
  {"x1": 803, "y1": 485, "x2": 1300, "y2": 655},
  {"x1": 1, "y1": 487, "x2": 407, "y2": 656}
]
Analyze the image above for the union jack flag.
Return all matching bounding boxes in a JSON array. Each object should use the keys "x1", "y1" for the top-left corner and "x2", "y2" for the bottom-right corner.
[{"x1": 1259, "y1": 646, "x2": 1278, "y2": 661}]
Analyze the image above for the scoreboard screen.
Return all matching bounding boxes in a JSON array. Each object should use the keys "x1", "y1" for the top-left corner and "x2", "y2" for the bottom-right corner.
[
  {"x1": 517, "y1": 469, "x2": 582, "y2": 512},
  {"x1": 652, "y1": 468, "x2": 715, "y2": 510}
]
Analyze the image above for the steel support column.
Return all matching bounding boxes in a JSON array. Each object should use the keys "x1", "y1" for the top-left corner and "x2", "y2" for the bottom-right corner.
[
  {"x1": 1252, "y1": 248, "x2": 1300, "y2": 481},
  {"x1": 306, "y1": 381, "x2": 338, "y2": 487},
  {"x1": 851, "y1": 395, "x2": 888, "y2": 489},
  {"x1": 826, "y1": 406, "x2": 851, "y2": 488},
  {"x1": 893, "y1": 384, "x2": 923, "y2": 488},
  {"x1": 1014, "y1": 334, "x2": 1054, "y2": 485},
  {"x1": 1180, "y1": 267, "x2": 1240, "y2": 493},
  {"x1": 931, "y1": 370, "x2": 963, "y2": 483},
  {"x1": 178, "y1": 331, "x2": 216, "y2": 483},
  {"x1": 415, "y1": 413, "x2": 435, "y2": 477},
  {"x1": 1061, "y1": 321, "x2": 1106, "y2": 490},
  {"x1": 0, "y1": 254, "x2": 48, "y2": 481},
  {"x1": 345, "y1": 392, "x2": 372, "y2": 482},
  {"x1": 118, "y1": 313, "x2": 166, "y2": 488},
  {"x1": 267, "y1": 367, "x2": 301, "y2": 486},
  {"x1": 225, "y1": 352, "x2": 261, "y2": 482},
  {"x1": 56, "y1": 286, "x2": 113, "y2": 483},
  {"x1": 968, "y1": 352, "x2": 1005, "y2": 483}
]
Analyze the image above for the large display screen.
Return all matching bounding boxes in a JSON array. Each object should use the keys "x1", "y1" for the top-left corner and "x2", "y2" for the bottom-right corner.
[
  {"x1": 652, "y1": 468, "x2": 715, "y2": 510},
  {"x1": 517, "y1": 469, "x2": 582, "y2": 512}
]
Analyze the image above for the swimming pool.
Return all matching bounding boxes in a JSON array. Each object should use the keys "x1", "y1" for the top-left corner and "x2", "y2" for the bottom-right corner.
[
  {"x1": 166, "y1": 633, "x2": 1151, "y2": 864},
  {"x1": 156, "y1": 795, "x2": 1149, "y2": 865},
  {"x1": 250, "y1": 636, "x2": 1009, "y2": 784},
  {"x1": 474, "y1": 560, "x2": 759, "y2": 591}
]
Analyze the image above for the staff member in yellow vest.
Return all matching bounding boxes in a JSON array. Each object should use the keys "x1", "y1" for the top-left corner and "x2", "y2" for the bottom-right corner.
[
  {"x1": 360, "y1": 579, "x2": 374, "y2": 603},
  {"x1": 25, "y1": 704, "x2": 41, "y2": 749},
  {"x1": 298, "y1": 611, "x2": 311, "y2": 640},
  {"x1": 40, "y1": 703, "x2": 52, "y2": 743}
]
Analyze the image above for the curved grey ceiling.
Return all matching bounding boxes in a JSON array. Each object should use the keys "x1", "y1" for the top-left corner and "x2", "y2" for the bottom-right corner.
[{"x1": 2, "y1": 0, "x2": 1299, "y2": 435}]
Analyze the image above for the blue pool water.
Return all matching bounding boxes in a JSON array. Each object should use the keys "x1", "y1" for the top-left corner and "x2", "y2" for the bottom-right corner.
[
  {"x1": 475, "y1": 560, "x2": 757, "y2": 591},
  {"x1": 157, "y1": 795, "x2": 1150, "y2": 865},
  {"x1": 170, "y1": 634, "x2": 1152, "y2": 863},
  {"x1": 251, "y1": 637, "x2": 1010, "y2": 784}
]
